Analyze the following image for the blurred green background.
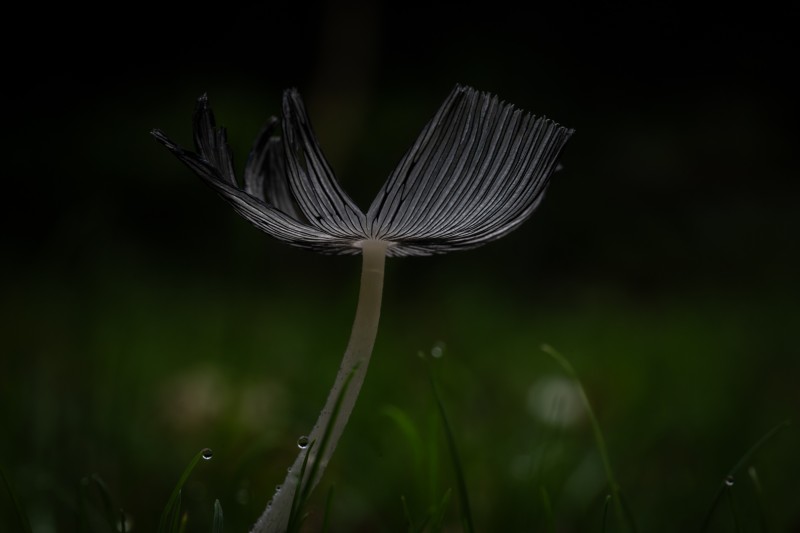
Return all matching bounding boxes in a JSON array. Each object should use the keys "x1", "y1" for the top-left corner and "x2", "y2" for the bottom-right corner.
[{"x1": 2, "y1": 1, "x2": 799, "y2": 531}]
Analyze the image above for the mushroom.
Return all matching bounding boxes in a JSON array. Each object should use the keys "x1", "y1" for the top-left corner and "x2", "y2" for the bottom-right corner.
[{"x1": 152, "y1": 84, "x2": 573, "y2": 532}]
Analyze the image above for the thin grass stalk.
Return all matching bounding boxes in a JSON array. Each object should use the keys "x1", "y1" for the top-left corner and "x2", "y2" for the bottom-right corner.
[
  {"x1": 601, "y1": 494, "x2": 612, "y2": 533},
  {"x1": 79, "y1": 474, "x2": 124, "y2": 533},
  {"x1": 1, "y1": 465, "x2": 32, "y2": 533},
  {"x1": 427, "y1": 361, "x2": 475, "y2": 533},
  {"x1": 427, "y1": 411, "x2": 441, "y2": 512},
  {"x1": 700, "y1": 420, "x2": 790, "y2": 532},
  {"x1": 539, "y1": 486, "x2": 555, "y2": 533},
  {"x1": 212, "y1": 499, "x2": 224, "y2": 533},
  {"x1": 725, "y1": 485, "x2": 741, "y2": 533},
  {"x1": 287, "y1": 441, "x2": 314, "y2": 529},
  {"x1": 541, "y1": 344, "x2": 637, "y2": 533},
  {"x1": 288, "y1": 366, "x2": 358, "y2": 532},
  {"x1": 320, "y1": 486, "x2": 335, "y2": 533},
  {"x1": 747, "y1": 467, "x2": 770, "y2": 533},
  {"x1": 431, "y1": 488, "x2": 453, "y2": 532},
  {"x1": 157, "y1": 448, "x2": 212, "y2": 533},
  {"x1": 529, "y1": 396, "x2": 562, "y2": 531}
]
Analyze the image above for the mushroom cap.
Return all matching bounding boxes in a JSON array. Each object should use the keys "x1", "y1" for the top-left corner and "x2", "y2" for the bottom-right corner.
[{"x1": 152, "y1": 84, "x2": 573, "y2": 257}]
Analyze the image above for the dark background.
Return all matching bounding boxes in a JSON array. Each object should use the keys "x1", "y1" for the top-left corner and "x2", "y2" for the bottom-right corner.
[{"x1": 3, "y1": 1, "x2": 798, "y2": 531}]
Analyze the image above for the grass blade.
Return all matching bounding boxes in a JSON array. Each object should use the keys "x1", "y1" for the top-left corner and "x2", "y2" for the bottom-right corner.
[
  {"x1": 80, "y1": 474, "x2": 123, "y2": 532},
  {"x1": 430, "y1": 488, "x2": 453, "y2": 533},
  {"x1": 383, "y1": 405, "x2": 425, "y2": 479},
  {"x1": 287, "y1": 364, "x2": 357, "y2": 533},
  {"x1": 541, "y1": 343, "x2": 637, "y2": 533},
  {"x1": 539, "y1": 486, "x2": 555, "y2": 533},
  {"x1": 426, "y1": 360, "x2": 475, "y2": 533},
  {"x1": 177, "y1": 505, "x2": 189, "y2": 533},
  {"x1": 426, "y1": 411, "x2": 441, "y2": 509},
  {"x1": 527, "y1": 397, "x2": 562, "y2": 532},
  {"x1": 287, "y1": 440, "x2": 314, "y2": 531},
  {"x1": 158, "y1": 447, "x2": 213, "y2": 533},
  {"x1": 725, "y1": 484, "x2": 741, "y2": 533},
  {"x1": 601, "y1": 494, "x2": 611, "y2": 533},
  {"x1": 728, "y1": 421, "x2": 790, "y2": 476},
  {"x1": 320, "y1": 485, "x2": 334, "y2": 533},
  {"x1": 212, "y1": 499, "x2": 224, "y2": 533},
  {"x1": 747, "y1": 467, "x2": 770, "y2": 533},
  {"x1": 700, "y1": 420, "x2": 790, "y2": 532},
  {"x1": 170, "y1": 491, "x2": 183, "y2": 533},
  {"x1": 619, "y1": 489, "x2": 639, "y2": 532},
  {"x1": 400, "y1": 495, "x2": 416, "y2": 531},
  {"x1": 0, "y1": 465, "x2": 32, "y2": 533}
]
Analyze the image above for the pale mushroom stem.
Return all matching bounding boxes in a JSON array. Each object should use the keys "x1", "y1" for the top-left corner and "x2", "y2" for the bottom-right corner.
[{"x1": 252, "y1": 239, "x2": 389, "y2": 533}]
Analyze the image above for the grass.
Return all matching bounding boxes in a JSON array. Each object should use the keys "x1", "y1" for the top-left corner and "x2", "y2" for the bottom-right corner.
[
  {"x1": 1, "y1": 465, "x2": 32, "y2": 533},
  {"x1": 286, "y1": 367, "x2": 358, "y2": 533},
  {"x1": 2, "y1": 265, "x2": 799, "y2": 531},
  {"x1": 3, "y1": 344, "x2": 796, "y2": 532},
  {"x1": 541, "y1": 343, "x2": 637, "y2": 533},
  {"x1": 78, "y1": 474, "x2": 126, "y2": 532},
  {"x1": 700, "y1": 420, "x2": 791, "y2": 533},
  {"x1": 212, "y1": 499, "x2": 224, "y2": 533},
  {"x1": 158, "y1": 448, "x2": 217, "y2": 533},
  {"x1": 425, "y1": 354, "x2": 475, "y2": 533}
]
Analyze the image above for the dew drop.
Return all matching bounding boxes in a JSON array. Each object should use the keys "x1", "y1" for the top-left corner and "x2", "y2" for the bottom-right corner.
[
  {"x1": 201, "y1": 448, "x2": 213, "y2": 460},
  {"x1": 724, "y1": 475, "x2": 734, "y2": 487},
  {"x1": 275, "y1": 484, "x2": 282, "y2": 493},
  {"x1": 297, "y1": 435, "x2": 309, "y2": 449}
]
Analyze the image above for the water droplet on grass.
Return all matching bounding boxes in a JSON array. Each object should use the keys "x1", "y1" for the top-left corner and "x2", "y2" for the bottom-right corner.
[
  {"x1": 724, "y1": 475, "x2": 734, "y2": 486},
  {"x1": 202, "y1": 448, "x2": 213, "y2": 460},
  {"x1": 297, "y1": 436, "x2": 309, "y2": 449}
]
